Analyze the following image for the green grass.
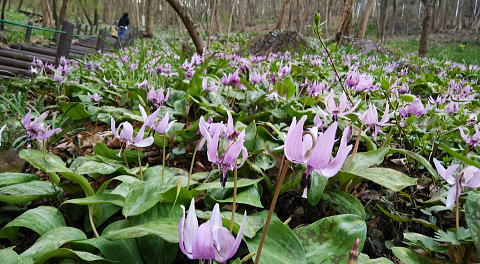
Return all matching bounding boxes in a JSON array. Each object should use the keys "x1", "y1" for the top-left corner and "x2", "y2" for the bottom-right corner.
[
  {"x1": 385, "y1": 39, "x2": 480, "y2": 65},
  {"x1": 2, "y1": 9, "x2": 55, "y2": 44}
]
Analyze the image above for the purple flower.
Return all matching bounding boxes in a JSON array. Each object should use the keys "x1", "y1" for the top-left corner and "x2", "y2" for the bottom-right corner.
[
  {"x1": 202, "y1": 78, "x2": 218, "y2": 91},
  {"x1": 307, "y1": 80, "x2": 328, "y2": 97},
  {"x1": 354, "y1": 74, "x2": 377, "y2": 92},
  {"x1": 29, "y1": 66, "x2": 38, "y2": 75},
  {"x1": 399, "y1": 98, "x2": 430, "y2": 119},
  {"x1": 110, "y1": 118, "x2": 154, "y2": 148},
  {"x1": 278, "y1": 64, "x2": 291, "y2": 78},
  {"x1": 429, "y1": 95, "x2": 446, "y2": 106},
  {"x1": 284, "y1": 116, "x2": 352, "y2": 197},
  {"x1": 89, "y1": 93, "x2": 102, "y2": 102},
  {"x1": 249, "y1": 72, "x2": 265, "y2": 84},
  {"x1": 221, "y1": 71, "x2": 245, "y2": 90},
  {"x1": 121, "y1": 55, "x2": 130, "y2": 63},
  {"x1": 59, "y1": 56, "x2": 68, "y2": 66},
  {"x1": 205, "y1": 127, "x2": 247, "y2": 187},
  {"x1": 345, "y1": 71, "x2": 360, "y2": 87},
  {"x1": 22, "y1": 110, "x2": 61, "y2": 140},
  {"x1": 266, "y1": 91, "x2": 285, "y2": 102},
  {"x1": 147, "y1": 88, "x2": 169, "y2": 107},
  {"x1": 137, "y1": 80, "x2": 148, "y2": 90},
  {"x1": 323, "y1": 91, "x2": 360, "y2": 119},
  {"x1": 433, "y1": 159, "x2": 480, "y2": 209},
  {"x1": 178, "y1": 199, "x2": 246, "y2": 263},
  {"x1": 53, "y1": 75, "x2": 64, "y2": 83},
  {"x1": 130, "y1": 63, "x2": 138, "y2": 71},
  {"x1": 445, "y1": 101, "x2": 460, "y2": 115},
  {"x1": 460, "y1": 125, "x2": 480, "y2": 147},
  {"x1": 358, "y1": 103, "x2": 391, "y2": 140},
  {"x1": 32, "y1": 58, "x2": 44, "y2": 68},
  {"x1": 139, "y1": 105, "x2": 175, "y2": 134}
]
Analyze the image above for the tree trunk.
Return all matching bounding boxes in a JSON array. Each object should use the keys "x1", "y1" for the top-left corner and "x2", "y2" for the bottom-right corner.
[
  {"x1": 51, "y1": 0, "x2": 58, "y2": 27},
  {"x1": 41, "y1": 0, "x2": 54, "y2": 28},
  {"x1": 17, "y1": 0, "x2": 24, "y2": 11},
  {"x1": 0, "y1": 0, "x2": 7, "y2": 31},
  {"x1": 440, "y1": 0, "x2": 447, "y2": 30},
  {"x1": 80, "y1": 0, "x2": 93, "y2": 25},
  {"x1": 419, "y1": 0, "x2": 433, "y2": 57},
  {"x1": 357, "y1": 0, "x2": 375, "y2": 38},
  {"x1": 145, "y1": 0, "x2": 154, "y2": 36},
  {"x1": 335, "y1": 0, "x2": 355, "y2": 44},
  {"x1": 165, "y1": 0, "x2": 205, "y2": 54},
  {"x1": 326, "y1": 0, "x2": 331, "y2": 33},
  {"x1": 58, "y1": 0, "x2": 68, "y2": 25},
  {"x1": 275, "y1": 0, "x2": 290, "y2": 30},
  {"x1": 377, "y1": 0, "x2": 388, "y2": 43},
  {"x1": 389, "y1": 0, "x2": 396, "y2": 36}
]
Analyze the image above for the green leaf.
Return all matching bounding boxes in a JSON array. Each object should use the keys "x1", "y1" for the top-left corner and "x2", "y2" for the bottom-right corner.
[
  {"x1": 389, "y1": 148, "x2": 438, "y2": 179},
  {"x1": 211, "y1": 185, "x2": 263, "y2": 208},
  {"x1": 465, "y1": 191, "x2": 480, "y2": 256},
  {"x1": 0, "y1": 173, "x2": 39, "y2": 187},
  {"x1": 2, "y1": 206, "x2": 65, "y2": 238},
  {"x1": 0, "y1": 247, "x2": 28, "y2": 263},
  {"x1": 323, "y1": 190, "x2": 366, "y2": 219},
  {"x1": 123, "y1": 182, "x2": 171, "y2": 217},
  {"x1": 307, "y1": 172, "x2": 328, "y2": 206},
  {"x1": 104, "y1": 219, "x2": 179, "y2": 243},
  {"x1": 391, "y1": 247, "x2": 433, "y2": 264},
  {"x1": 343, "y1": 148, "x2": 390, "y2": 172},
  {"x1": 0, "y1": 181, "x2": 62, "y2": 204},
  {"x1": 195, "y1": 178, "x2": 263, "y2": 191},
  {"x1": 70, "y1": 156, "x2": 120, "y2": 175},
  {"x1": 34, "y1": 248, "x2": 108, "y2": 264},
  {"x1": 20, "y1": 227, "x2": 87, "y2": 260},
  {"x1": 358, "y1": 254, "x2": 394, "y2": 264},
  {"x1": 343, "y1": 168, "x2": 416, "y2": 192},
  {"x1": 246, "y1": 215, "x2": 306, "y2": 264},
  {"x1": 60, "y1": 102, "x2": 91, "y2": 120},
  {"x1": 377, "y1": 204, "x2": 438, "y2": 231},
  {"x1": 255, "y1": 153, "x2": 276, "y2": 171},
  {"x1": 294, "y1": 214, "x2": 366, "y2": 263},
  {"x1": 93, "y1": 142, "x2": 141, "y2": 164},
  {"x1": 19, "y1": 149, "x2": 71, "y2": 173},
  {"x1": 438, "y1": 142, "x2": 480, "y2": 169},
  {"x1": 63, "y1": 193, "x2": 125, "y2": 207},
  {"x1": 403, "y1": 232, "x2": 447, "y2": 253}
]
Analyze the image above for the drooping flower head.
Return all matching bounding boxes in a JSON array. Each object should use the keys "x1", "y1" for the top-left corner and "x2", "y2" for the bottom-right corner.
[
  {"x1": 460, "y1": 125, "x2": 480, "y2": 148},
  {"x1": 323, "y1": 91, "x2": 360, "y2": 120},
  {"x1": 138, "y1": 105, "x2": 175, "y2": 135},
  {"x1": 147, "y1": 88, "x2": 170, "y2": 107},
  {"x1": 22, "y1": 110, "x2": 61, "y2": 141},
  {"x1": 89, "y1": 93, "x2": 103, "y2": 102},
  {"x1": 433, "y1": 159, "x2": 480, "y2": 209},
  {"x1": 284, "y1": 116, "x2": 353, "y2": 197},
  {"x1": 110, "y1": 118, "x2": 154, "y2": 148},
  {"x1": 202, "y1": 78, "x2": 218, "y2": 92},
  {"x1": 178, "y1": 199, "x2": 246, "y2": 263},
  {"x1": 357, "y1": 103, "x2": 391, "y2": 140}
]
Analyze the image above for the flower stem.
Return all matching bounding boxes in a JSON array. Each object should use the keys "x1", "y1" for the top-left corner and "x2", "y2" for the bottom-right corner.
[
  {"x1": 187, "y1": 142, "x2": 199, "y2": 190},
  {"x1": 137, "y1": 148, "x2": 143, "y2": 181},
  {"x1": 229, "y1": 168, "x2": 238, "y2": 232},
  {"x1": 162, "y1": 134, "x2": 167, "y2": 182},
  {"x1": 254, "y1": 156, "x2": 289, "y2": 264},
  {"x1": 456, "y1": 176, "x2": 462, "y2": 229},
  {"x1": 123, "y1": 149, "x2": 129, "y2": 169},
  {"x1": 88, "y1": 205, "x2": 100, "y2": 238}
]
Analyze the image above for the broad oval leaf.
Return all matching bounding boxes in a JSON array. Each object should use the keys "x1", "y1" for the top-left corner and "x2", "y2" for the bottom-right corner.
[
  {"x1": 294, "y1": 214, "x2": 367, "y2": 264},
  {"x1": 307, "y1": 172, "x2": 328, "y2": 206},
  {"x1": 19, "y1": 149, "x2": 71, "y2": 173},
  {"x1": 3, "y1": 206, "x2": 66, "y2": 236},
  {"x1": 34, "y1": 248, "x2": 107, "y2": 264},
  {"x1": 246, "y1": 215, "x2": 306, "y2": 264},
  {"x1": 63, "y1": 193, "x2": 125, "y2": 207},
  {"x1": 196, "y1": 178, "x2": 263, "y2": 191},
  {"x1": 0, "y1": 181, "x2": 62, "y2": 204},
  {"x1": 465, "y1": 191, "x2": 480, "y2": 255},
  {"x1": 343, "y1": 168, "x2": 416, "y2": 192},
  {"x1": 123, "y1": 182, "x2": 171, "y2": 217},
  {"x1": 323, "y1": 190, "x2": 366, "y2": 219},
  {"x1": 0, "y1": 173, "x2": 38, "y2": 187},
  {"x1": 20, "y1": 227, "x2": 87, "y2": 260},
  {"x1": 391, "y1": 247, "x2": 433, "y2": 264},
  {"x1": 70, "y1": 156, "x2": 120, "y2": 176},
  {"x1": 343, "y1": 147, "x2": 390, "y2": 172},
  {"x1": 104, "y1": 219, "x2": 179, "y2": 243}
]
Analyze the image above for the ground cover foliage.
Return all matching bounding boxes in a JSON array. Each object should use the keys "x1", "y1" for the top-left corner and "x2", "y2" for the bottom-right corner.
[{"x1": 1, "y1": 29, "x2": 480, "y2": 263}]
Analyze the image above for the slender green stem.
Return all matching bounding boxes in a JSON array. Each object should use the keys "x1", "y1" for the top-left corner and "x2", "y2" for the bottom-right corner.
[
  {"x1": 123, "y1": 149, "x2": 129, "y2": 169},
  {"x1": 88, "y1": 205, "x2": 100, "y2": 238},
  {"x1": 162, "y1": 134, "x2": 167, "y2": 182},
  {"x1": 254, "y1": 156, "x2": 289, "y2": 264},
  {"x1": 137, "y1": 148, "x2": 143, "y2": 181},
  {"x1": 187, "y1": 142, "x2": 199, "y2": 190},
  {"x1": 229, "y1": 168, "x2": 238, "y2": 232}
]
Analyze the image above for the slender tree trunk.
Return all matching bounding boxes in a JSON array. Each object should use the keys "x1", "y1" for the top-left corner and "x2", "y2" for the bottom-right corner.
[
  {"x1": 389, "y1": 0, "x2": 396, "y2": 35},
  {"x1": 166, "y1": 0, "x2": 205, "y2": 54},
  {"x1": 58, "y1": 0, "x2": 68, "y2": 25},
  {"x1": 17, "y1": 0, "x2": 24, "y2": 11},
  {"x1": 41, "y1": 0, "x2": 54, "y2": 28},
  {"x1": 80, "y1": 0, "x2": 93, "y2": 25},
  {"x1": 335, "y1": 0, "x2": 355, "y2": 44},
  {"x1": 51, "y1": 0, "x2": 58, "y2": 27},
  {"x1": 419, "y1": 0, "x2": 433, "y2": 57},
  {"x1": 377, "y1": 0, "x2": 388, "y2": 42},
  {"x1": 145, "y1": 0, "x2": 154, "y2": 36},
  {"x1": 0, "y1": 0, "x2": 7, "y2": 31},
  {"x1": 326, "y1": 0, "x2": 331, "y2": 34},
  {"x1": 275, "y1": 0, "x2": 290, "y2": 30},
  {"x1": 357, "y1": 0, "x2": 375, "y2": 38},
  {"x1": 440, "y1": 0, "x2": 447, "y2": 30}
]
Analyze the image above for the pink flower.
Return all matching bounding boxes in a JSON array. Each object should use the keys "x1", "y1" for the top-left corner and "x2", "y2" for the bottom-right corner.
[
  {"x1": 22, "y1": 110, "x2": 60, "y2": 140},
  {"x1": 178, "y1": 199, "x2": 246, "y2": 263},
  {"x1": 323, "y1": 91, "x2": 360, "y2": 119}
]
